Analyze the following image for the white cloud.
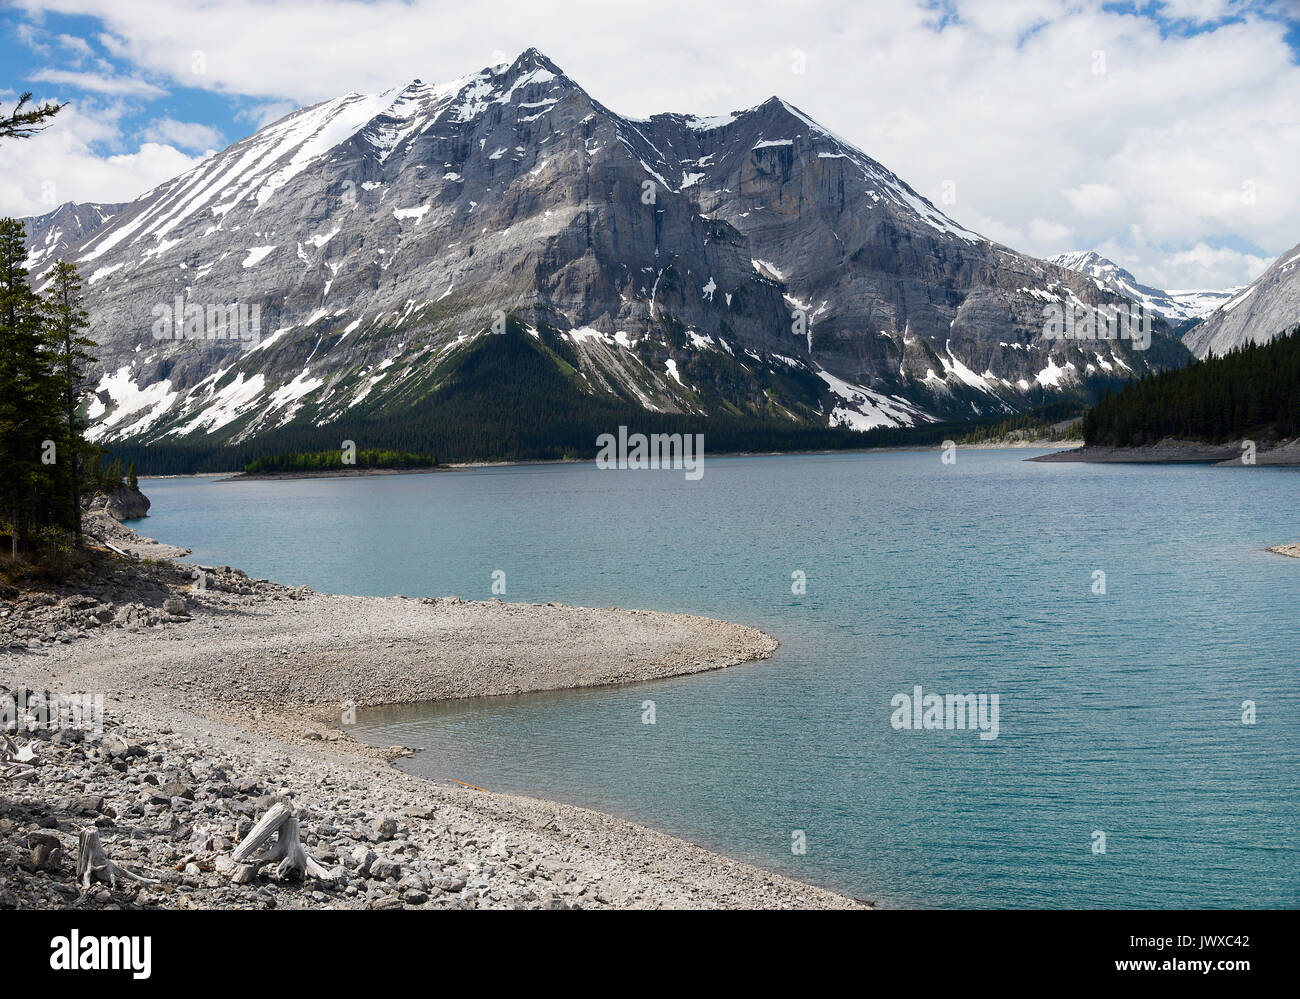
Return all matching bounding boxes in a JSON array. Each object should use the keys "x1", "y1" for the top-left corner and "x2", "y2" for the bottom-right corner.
[
  {"x1": 1156, "y1": 0, "x2": 1236, "y2": 23},
  {"x1": 15, "y1": 21, "x2": 50, "y2": 55},
  {"x1": 1062, "y1": 183, "x2": 1125, "y2": 218},
  {"x1": 28, "y1": 68, "x2": 166, "y2": 97},
  {"x1": 55, "y1": 33, "x2": 94, "y2": 58},
  {"x1": 5, "y1": 0, "x2": 1299, "y2": 288},
  {"x1": 0, "y1": 100, "x2": 204, "y2": 217},
  {"x1": 1027, "y1": 217, "x2": 1074, "y2": 245},
  {"x1": 141, "y1": 117, "x2": 222, "y2": 151},
  {"x1": 1095, "y1": 233, "x2": 1274, "y2": 291}
]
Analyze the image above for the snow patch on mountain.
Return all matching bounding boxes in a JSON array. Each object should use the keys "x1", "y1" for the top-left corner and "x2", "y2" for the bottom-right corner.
[
  {"x1": 242, "y1": 245, "x2": 277, "y2": 267},
  {"x1": 816, "y1": 368, "x2": 928, "y2": 430}
]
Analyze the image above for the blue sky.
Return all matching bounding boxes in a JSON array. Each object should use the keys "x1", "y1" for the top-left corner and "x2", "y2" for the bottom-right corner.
[
  {"x1": 2, "y1": 8, "x2": 269, "y2": 150},
  {"x1": 2, "y1": 0, "x2": 1298, "y2": 290}
]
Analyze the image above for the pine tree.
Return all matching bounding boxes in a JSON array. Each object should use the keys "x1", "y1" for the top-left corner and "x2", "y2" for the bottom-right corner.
[
  {"x1": 0, "y1": 217, "x2": 52, "y2": 559},
  {"x1": 42, "y1": 259, "x2": 97, "y2": 538},
  {"x1": 0, "y1": 92, "x2": 63, "y2": 140}
]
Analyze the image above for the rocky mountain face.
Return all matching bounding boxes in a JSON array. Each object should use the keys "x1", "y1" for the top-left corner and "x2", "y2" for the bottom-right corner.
[
  {"x1": 22, "y1": 201, "x2": 124, "y2": 276},
  {"x1": 1049, "y1": 250, "x2": 1237, "y2": 324},
  {"x1": 19, "y1": 49, "x2": 1189, "y2": 449},
  {"x1": 1181, "y1": 240, "x2": 1300, "y2": 359}
]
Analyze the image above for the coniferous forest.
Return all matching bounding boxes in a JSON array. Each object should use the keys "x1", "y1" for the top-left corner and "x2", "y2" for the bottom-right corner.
[
  {"x1": 1084, "y1": 326, "x2": 1300, "y2": 446},
  {"x1": 0, "y1": 92, "x2": 112, "y2": 567},
  {"x1": 0, "y1": 215, "x2": 107, "y2": 563}
]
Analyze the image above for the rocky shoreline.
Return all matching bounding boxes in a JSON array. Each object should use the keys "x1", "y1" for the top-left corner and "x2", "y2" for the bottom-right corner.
[
  {"x1": 1030, "y1": 437, "x2": 1300, "y2": 466},
  {"x1": 0, "y1": 518, "x2": 861, "y2": 910}
]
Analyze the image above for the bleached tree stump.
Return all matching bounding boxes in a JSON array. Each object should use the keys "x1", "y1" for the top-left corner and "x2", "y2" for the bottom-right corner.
[
  {"x1": 76, "y1": 829, "x2": 157, "y2": 891},
  {"x1": 0, "y1": 732, "x2": 36, "y2": 780},
  {"x1": 231, "y1": 802, "x2": 334, "y2": 881}
]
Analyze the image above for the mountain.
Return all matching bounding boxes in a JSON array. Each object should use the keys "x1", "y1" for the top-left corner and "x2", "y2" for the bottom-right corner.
[
  {"x1": 26, "y1": 49, "x2": 1189, "y2": 452},
  {"x1": 1049, "y1": 250, "x2": 1237, "y2": 324},
  {"x1": 1181, "y1": 240, "x2": 1300, "y2": 359},
  {"x1": 21, "y1": 200, "x2": 124, "y2": 275}
]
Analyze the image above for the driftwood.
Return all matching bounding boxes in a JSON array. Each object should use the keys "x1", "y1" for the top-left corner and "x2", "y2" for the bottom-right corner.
[
  {"x1": 76, "y1": 829, "x2": 157, "y2": 891},
  {"x1": 230, "y1": 802, "x2": 334, "y2": 881},
  {"x1": 0, "y1": 732, "x2": 37, "y2": 780},
  {"x1": 101, "y1": 540, "x2": 135, "y2": 561}
]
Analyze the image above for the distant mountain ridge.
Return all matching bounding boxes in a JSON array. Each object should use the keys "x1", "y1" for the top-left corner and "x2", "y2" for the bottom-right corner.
[
  {"x1": 21, "y1": 200, "x2": 124, "y2": 275},
  {"x1": 17, "y1": 49, "x2": 1189, "y2": 452},
  {"x1": 1048, "y1": 250, "x2": 1237, "y2": 324}
]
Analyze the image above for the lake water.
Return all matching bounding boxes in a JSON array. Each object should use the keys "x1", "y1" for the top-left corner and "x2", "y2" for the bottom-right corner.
[{"x1": 135, "y1": 450, "x2": 1300, "y2": 908}]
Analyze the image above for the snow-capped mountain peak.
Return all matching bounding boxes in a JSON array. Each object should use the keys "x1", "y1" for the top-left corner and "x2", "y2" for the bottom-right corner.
[{"x1": 1049, "y1": 250, "x2": 1237, "y2": 324}]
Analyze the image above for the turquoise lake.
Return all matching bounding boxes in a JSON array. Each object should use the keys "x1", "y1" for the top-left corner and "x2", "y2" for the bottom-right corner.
[{"x1": 135, "y1": 449, "x2": 1300, "y2": 908}]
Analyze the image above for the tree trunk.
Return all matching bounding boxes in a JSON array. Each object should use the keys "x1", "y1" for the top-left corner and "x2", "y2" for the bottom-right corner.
[
  {"x1": 70, "y1": 450, "x2": 81, "y2": 541},
  {"x1": 231, "y1": 802, "x2": 335, "y2": 881},
  {"x1": 76, "y1": 829, "x2": 157, "y2": 891}
]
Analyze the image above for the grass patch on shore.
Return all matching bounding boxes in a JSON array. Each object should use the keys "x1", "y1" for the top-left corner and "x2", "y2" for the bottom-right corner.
[{"x1": 243, "y1": 449, "x2": 438, "y2": 475}]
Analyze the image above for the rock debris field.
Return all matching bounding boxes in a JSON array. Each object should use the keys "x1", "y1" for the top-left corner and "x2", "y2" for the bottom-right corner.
[{"x1": 0, "y1": 518, "x2": 862, "y2": 910}]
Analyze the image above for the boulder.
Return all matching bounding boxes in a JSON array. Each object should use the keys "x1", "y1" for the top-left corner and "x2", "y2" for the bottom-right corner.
[
  {"x1": 28, "y1": 833, "x2": 62, "y2": 872},
  {"x1": 89, "y1": 485, "x2": 151, "y2": 521},
  {"x1": 369, "y1": 857, "x2": 402, "y2": 881}
]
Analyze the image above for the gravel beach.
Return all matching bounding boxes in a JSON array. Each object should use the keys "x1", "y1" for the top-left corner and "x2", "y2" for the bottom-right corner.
[
  {"x1": 1030, "y1": 437, "x2": 1300, "y2": 465},
  {"x1": 0, "y1": 517, "x2": 861, "y2": 910}
]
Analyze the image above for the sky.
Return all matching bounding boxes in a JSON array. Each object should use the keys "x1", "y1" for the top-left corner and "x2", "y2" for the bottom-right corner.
[{"x1": 1, "y1": 0, "x2": 1297, "y2": 291}]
